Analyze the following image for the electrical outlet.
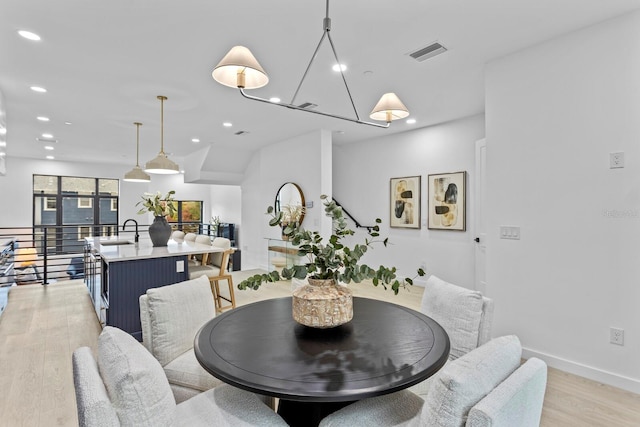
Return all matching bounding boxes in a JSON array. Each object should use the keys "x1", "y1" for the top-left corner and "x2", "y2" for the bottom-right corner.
[
  {"x1": 176, "y1": 260, "x2": 184, "y2": 273},
  {"x1": 610, "y1": 327, "x2": 624, "y2": 346},
  {"x1": 609, "y1": 152, "x2": 624, "y2": 169}
]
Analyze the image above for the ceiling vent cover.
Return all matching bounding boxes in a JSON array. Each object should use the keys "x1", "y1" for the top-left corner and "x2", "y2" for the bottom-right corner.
[
  {"x1": 234, "y1": 130, "x2": 250, "y2": 136},
  {"x1": 409, "y1": 42, "x2": 447, "y2": 62},
  {"x1": 297, "y1": 102, "x2": 318, "y2": 110}
]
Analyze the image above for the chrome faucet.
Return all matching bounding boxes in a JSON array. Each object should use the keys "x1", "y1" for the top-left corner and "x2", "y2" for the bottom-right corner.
[{"x1": 123, "y1": 219, "x2": 139, "y2": 243}]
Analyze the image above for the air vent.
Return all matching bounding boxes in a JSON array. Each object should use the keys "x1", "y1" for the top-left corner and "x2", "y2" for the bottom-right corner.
[
  {"x1": 409, "y1": 42, "x2": 447, "y2": 62},
  {"x1": 297, "y1": 102, "x2": 318, "y2": 110},
  {"x1": 234, "y1": 130, "x2": 250, "y2": 136}
]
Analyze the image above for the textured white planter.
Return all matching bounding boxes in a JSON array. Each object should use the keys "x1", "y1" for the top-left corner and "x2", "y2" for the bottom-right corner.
[{"x1": 292, "y1": 278, "x2": 353, "y2": 328}]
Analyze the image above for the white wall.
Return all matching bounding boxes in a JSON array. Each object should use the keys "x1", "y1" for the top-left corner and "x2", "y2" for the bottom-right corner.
[
  {"x1": 485, "y1": 11, "x2": 640, "y2": 393},
  {"x1": 241, "y1": 130, "x2": 332, "y2": 270},
  {"x1": 333, "y1": 115, "x2": 485, "y2": 286},
  {"x1": 209, "y1": 185, "x2": 241, "y2": 225}
]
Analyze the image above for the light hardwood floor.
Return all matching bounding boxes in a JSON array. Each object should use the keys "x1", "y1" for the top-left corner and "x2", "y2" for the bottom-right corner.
[{"x1": 0, "y1": 271, "x2": 638, "y2": 426}]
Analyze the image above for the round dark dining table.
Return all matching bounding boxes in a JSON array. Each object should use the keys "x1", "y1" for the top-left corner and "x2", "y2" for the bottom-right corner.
[{"x1": 195, "y1": 296, "x2": 450, "y2": 427}]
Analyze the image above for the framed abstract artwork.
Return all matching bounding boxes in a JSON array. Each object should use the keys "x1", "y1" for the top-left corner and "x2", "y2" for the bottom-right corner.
[
  {"x1": 428, "y1": 171, "x2": 466, "y2": 231},
  {"x1": 390, "y1": 176, "x2": 421, "y2": 229}
]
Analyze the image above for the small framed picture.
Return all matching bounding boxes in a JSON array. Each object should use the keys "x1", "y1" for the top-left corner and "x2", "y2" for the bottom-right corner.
[
  {"x1": 390, "y1": 176, "x2": 421, "y2": 229},
  {"x1": 428, "y1": 171, "x2": 466, "y2": 231}
]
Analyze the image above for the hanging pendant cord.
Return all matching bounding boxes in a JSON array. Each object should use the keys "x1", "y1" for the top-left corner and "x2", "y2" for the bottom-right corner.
[
  {"x1": 134, "y1": 122, "x2": 142, "y2": 166},
  {"x1": 290, "y1": 0, "x2": 360, "y2": 120},
  {"x1": 157, "y1": 95, "x2": 167, "y2": 154}
]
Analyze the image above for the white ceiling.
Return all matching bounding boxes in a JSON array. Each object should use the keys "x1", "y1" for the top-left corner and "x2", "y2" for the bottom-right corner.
[{"x1": 1, "y1": 0, "x2": 639, "y2": 183}]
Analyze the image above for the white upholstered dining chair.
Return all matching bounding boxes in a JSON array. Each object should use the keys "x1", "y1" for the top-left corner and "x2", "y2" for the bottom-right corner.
[
  {"x1": 139, "y1": 275, "x2": 220, "y2": 402},
  {"x1": 72, "y1": 326, "x2": 288, "y2": 427},
  {"x1": 318, "y1": 335, "x2": 547, "y2": 427},
  {"x1": 409, "y1": 275, "x2": 494, "y2": 398}
]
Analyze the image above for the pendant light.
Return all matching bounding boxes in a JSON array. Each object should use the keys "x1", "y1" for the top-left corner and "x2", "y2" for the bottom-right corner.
[
  {"x1": 144, "y1": 95, "x2": 179, "y2": 174},
  {"x1": 212, "y1": 0, "x2": 409, "y2": 128},
  {"x1": 123, "y1": 122, "x2": 151, "y2": 182}
]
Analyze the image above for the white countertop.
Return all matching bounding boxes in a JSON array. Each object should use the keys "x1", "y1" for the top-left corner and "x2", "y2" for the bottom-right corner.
[{"x1": 87, "y1": 237, "x2": 222, "y2": 262}]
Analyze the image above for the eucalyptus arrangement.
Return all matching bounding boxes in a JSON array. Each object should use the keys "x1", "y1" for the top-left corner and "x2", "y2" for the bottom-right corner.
[
  {"x1": 136, "y1": 190, "x2": 177, "y2": 218},
  {"x1": 238, "y1": 195, "x2": 424, "y2": 294}
]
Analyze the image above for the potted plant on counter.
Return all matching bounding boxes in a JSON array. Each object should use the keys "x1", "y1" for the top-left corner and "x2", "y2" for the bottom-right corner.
[
  {"x1": 136, "y1": 190, "x2": 177, "y2": 247},
  {"x1": 239, "y1": 195, "x2": 424, "y2": 328}
]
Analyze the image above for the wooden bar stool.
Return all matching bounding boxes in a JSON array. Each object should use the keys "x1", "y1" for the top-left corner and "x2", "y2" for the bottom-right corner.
[
  {"x1": 209, "y1": 247, "x2": 236, "y2": 312},
  {"x1": 189, "y1": 237, "x2": 236, "y2": 312}
]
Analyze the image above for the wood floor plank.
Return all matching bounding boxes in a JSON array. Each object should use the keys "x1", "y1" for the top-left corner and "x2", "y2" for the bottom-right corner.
[{"x1": 0, "y1": 273, "x2": 638, "y2": 427}]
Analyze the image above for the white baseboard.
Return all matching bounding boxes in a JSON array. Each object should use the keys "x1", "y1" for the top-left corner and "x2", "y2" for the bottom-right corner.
[{"x1": 522, "y1": 347, "x2": 640, "y2": 394}]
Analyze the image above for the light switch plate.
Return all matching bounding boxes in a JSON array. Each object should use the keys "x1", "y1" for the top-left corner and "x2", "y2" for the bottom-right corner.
[{"x1": 500, "y1": 226, "x2": 520, "y2": 240}]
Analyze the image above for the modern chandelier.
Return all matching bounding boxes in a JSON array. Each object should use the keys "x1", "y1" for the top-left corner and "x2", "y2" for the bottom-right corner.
[
  {"x1": 123, "y1": 122, "x2": 151, "y2": 182},
  {"x1": 212, "y1": 0, "x2": 409, "y2": 128},
  {"x1": 144, "y1": 95, "x2": 179, "y2": 174}
]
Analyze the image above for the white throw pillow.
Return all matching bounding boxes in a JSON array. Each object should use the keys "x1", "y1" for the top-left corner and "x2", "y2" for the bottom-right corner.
[
  {"x1": 97, "y1": 326, "x2": 176, "y2": 426},
  {"x1": 146, "y1": 275, "x2": 216, "y2": 366},
  {"x1": 421, "y1": 275, "x2": 484, "y2": 359},
  {"x1": 422, "y1": 335, "x2": 522, "y2": 427}
]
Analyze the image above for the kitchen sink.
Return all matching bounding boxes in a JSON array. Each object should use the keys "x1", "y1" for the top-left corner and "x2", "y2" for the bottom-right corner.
[{"x1": 100, "y1": 240, "x2": 134, "y2": 246}]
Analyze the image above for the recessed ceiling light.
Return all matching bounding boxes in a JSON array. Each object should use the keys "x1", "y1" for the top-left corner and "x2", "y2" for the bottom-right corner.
[
  {"x1": 37, "y1": 116, "x2": 50, "y2": 122},
  {"x1": 18, "y1": 30, "x2": 41, "y2": 41},
  {"x1": 0, "y1": 142, "x2": 6, "y2": 147},
  {"x1": 223, "y1": 122, "x2": 232, "y2": 127},
  {"x1": 64, "y1": 121, "x2": 72, "y2": 125},
  {"x1": 191, "y1": 138, "x2": 200, "y2": 143},
  {"x1": 0, "y1": 152, "x2": 6, "y2": 157},
  {"x1": 406, "y1": 118, "x2": 417, "y2": 124},
  {"x1": 332, "y1": 64, "x2": 347, "y2": 72},
  {"x1": 46, "y1": 155, "x2": 55, "y2": 160},
  {"x1": 42, "y1": 133, "x2": 53, "y2": 138},
  {"x1": 44, "y1": 145, "x2": 54, "y2": 150},
  {"x1": 30, "y1": 86, "x2": 47, "y2": 93},
  {"x1": 269, "y1": 97, "x2": 281, "y2": 103},
  {"x1": 0, "y1": 127, "x2": 6, "y2": 135}
]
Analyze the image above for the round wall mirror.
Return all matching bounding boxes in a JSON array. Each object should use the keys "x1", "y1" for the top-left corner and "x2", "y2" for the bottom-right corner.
[{"x1": 275, "y1": 182, "x2": 306, "y2": 226}]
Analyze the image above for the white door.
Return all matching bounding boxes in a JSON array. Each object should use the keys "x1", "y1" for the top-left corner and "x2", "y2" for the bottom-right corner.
[{"x1": 474, "y1": 138, "x2": 487, "y2": 294}]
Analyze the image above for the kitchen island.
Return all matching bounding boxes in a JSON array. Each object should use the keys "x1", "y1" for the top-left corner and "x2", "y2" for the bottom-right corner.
[{"x1": 85, "y1": 236, "x2": 222, "y2": 340}]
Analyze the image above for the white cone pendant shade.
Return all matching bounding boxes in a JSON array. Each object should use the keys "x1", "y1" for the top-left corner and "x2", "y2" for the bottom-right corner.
[
  {"x1": 124, "y1": 122, "x2": 150, "y2": 182},
  {"x1": 145, "y1": 96, "x2": 179, "y2": 174},
  {"x1": 369, "y1": 92, "x2": 410, "y2": 123},
  {"x1": 212, "y1": 46, "x2": 269, "y2": 89}
]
